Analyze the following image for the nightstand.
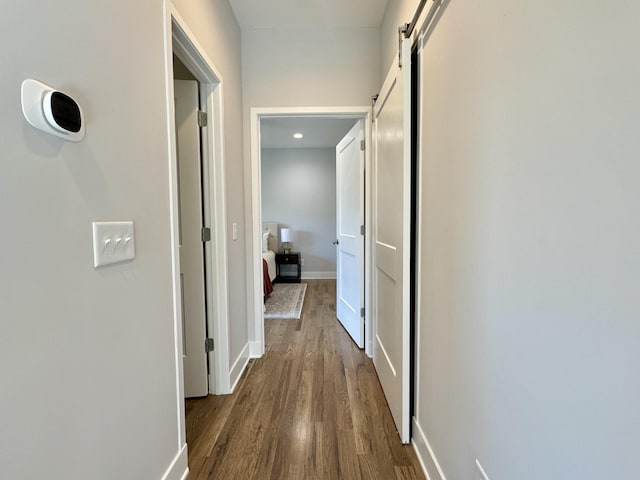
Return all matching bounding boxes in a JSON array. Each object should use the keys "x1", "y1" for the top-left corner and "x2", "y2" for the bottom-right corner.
[{"x1": 275, "y1": 252, "x2": 301, "y2": 283}]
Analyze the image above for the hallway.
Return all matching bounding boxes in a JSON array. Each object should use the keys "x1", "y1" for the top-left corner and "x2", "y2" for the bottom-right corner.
[{"x1": 185, "y1": 280, "x2": 424, "y2": 479}]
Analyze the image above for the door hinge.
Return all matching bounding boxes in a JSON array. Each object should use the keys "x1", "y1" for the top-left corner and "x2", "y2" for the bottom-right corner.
[
  {"x1": 197, "y1": 110, "x2": 208, "y2": 127},
  {"x1": 398, "y1": 23, "x2": 410, "y2": 68},
  {"x1": 201, "y1": 227, "x2": 211, "y2": 242},
  {"x1": 205, "y1": 338, "x2": 214, "y2": 353},
  {"x1": 371, "y1": 94, "x2": 378, "y2": 123},
  {"x1": 360, "y1": 224, "x2": 365, "y2": 236},
  {"x1": 360, "y1": 139, "x2": 366, "y2": 151},
  {"x1": 360, "y1": 307, "x2": 365, "y2": 318}
]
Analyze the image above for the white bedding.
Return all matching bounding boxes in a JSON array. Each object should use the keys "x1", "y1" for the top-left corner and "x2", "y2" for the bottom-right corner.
[{"x1": 262, "y1": 250, "x2": 276, "y2": 282}]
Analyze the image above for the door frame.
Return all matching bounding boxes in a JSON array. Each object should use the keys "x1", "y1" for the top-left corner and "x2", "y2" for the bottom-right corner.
[
  {"x1": 248, "y1": 107, "x2": 373, "y2": 357},
  {"x1": 163, "y1": 1, "x2": 231, "y2": 416}
]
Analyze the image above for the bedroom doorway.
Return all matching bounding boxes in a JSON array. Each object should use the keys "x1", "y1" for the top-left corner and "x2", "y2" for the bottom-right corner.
[{"x1": 249, "y1": 108, "x2": 372, "y2": 357}]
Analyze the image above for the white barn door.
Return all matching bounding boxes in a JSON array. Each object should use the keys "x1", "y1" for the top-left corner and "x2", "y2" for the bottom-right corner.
[{"x1": 372, "y1": 39, "x2": 412, "y2": 443}]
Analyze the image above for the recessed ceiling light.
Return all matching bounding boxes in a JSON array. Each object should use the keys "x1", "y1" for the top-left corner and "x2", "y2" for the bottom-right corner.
[{"x1": 293, "y1": 132, "x2": 303, "y2": 139}]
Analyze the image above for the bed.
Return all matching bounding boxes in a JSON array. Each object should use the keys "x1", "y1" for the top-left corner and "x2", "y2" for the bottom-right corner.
[{"x1": 262, "y1": 222, "x2": 279, "y2": 299}]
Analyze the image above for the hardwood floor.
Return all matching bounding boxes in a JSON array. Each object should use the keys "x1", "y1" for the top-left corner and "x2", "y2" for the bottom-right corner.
[{"x1": 185, "y1": 279, "x2": 424, "y2": 479}]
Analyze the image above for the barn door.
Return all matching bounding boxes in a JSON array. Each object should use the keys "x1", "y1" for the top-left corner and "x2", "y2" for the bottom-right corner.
[{"x1": 372, "y1": 38, "x2": 412, "y2": 443}]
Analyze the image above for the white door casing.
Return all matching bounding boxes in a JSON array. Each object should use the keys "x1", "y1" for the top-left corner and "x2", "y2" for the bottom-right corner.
[
  {"x1": 249, "y1": 107, "x2": 371, "y2": 358},
  {"x1": 372, "y1": 38, "x2": 412, "y2": 443},
  {"x1": 175, "y1": 79, "x2": 208, "y2": 398},
  {"x1": 336, "y1": 120, "x2": 365, "y2": 348}
]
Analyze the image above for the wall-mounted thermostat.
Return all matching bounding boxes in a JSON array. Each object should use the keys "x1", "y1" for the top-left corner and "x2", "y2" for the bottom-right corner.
[{"x1": 21, "y1": 79, "x2": 85, "y2": 141}]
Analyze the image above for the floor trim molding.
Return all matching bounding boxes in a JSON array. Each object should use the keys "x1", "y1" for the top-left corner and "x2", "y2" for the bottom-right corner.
[
  {"x1": 301, "y1": 271, "x2": 336, "y2": 280},
  {"x1": 160, "y1": 444, "x2": 189, "y2": 480},
  {"x1": 249, "y1": 340, "x2": 263, "y2": 358},
  {"x1": 412, "y1": 418, "x2": 447, "y2": 480},
  {"x1": 229, "y1": 342, "x2": 250, "y2": 392}
]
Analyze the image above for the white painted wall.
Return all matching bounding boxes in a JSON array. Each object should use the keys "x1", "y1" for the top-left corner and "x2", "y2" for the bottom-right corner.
[
  {"x1": 172, "y1": 0, "x2": 250, "y2": 378},
  {"x1": 382, "y1": 0, "x2": 640, "y2": 479},
  {"x1": 242, "y1": 26, "x2": 381, "y2": 342},
  {"x1": 0, "y1": 0, "x2": 244, "y2": 478},
  {"x1": 262, "y1": 148, "x2": 337, "y2": 278},
  {"x1": 242, "y1": 27, "x2": 381, "y2": 109},
  {"x1": 0, "y1": 1, "x2": 179, "y2": 478}
]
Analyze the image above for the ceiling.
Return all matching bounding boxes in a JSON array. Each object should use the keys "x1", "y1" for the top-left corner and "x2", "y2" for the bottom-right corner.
[
  {"x1": 228, "y1": 0, "x2": 390, "y2": 29},
  {"x1": 261, "y1": 117, "x2": 359, "y2": 149}
]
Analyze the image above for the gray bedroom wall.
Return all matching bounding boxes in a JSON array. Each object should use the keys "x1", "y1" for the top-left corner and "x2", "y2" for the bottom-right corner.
[
  {"x1": 383, "y1": 0, "x2": 640, "y2": 479},
  {"x1": 261, "y1": 148, "x2": 337, "y2": 278}
]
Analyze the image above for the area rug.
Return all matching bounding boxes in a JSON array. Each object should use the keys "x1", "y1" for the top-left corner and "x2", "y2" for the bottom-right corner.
[{"x1": 264, "y1": 283, "x2": 307, "y2": 319}]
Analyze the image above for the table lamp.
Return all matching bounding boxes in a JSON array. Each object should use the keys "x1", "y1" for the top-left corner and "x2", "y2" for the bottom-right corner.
[{"x1": 280, "y1": 228, "x2": 292, "y2": 254}]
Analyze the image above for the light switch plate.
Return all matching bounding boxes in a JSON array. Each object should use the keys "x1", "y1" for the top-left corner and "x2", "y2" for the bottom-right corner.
[{"x1": 92, "y1": 221, "x2": 135, "y2": 267}]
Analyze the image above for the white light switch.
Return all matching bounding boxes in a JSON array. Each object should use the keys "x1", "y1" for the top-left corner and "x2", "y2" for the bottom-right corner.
[{"x1": 92, "y1": 221, "x2": 135, "y2": 267}]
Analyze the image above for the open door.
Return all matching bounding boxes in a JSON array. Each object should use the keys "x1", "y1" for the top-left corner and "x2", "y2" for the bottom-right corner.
[
  {"x1": 335, "y1": 120, "x2": 365, "y2": 348},
  {"x1": 372, "y1": 38, "x2": 412, "y2": 443},
  {"x1": 174, "y1": 79, "x2": 208, "y2": 398}
]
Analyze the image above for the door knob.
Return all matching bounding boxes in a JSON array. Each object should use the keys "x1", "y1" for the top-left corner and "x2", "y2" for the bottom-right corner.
[{"x1": 333, "y1": 239, "x2": 339, "y2": 245}]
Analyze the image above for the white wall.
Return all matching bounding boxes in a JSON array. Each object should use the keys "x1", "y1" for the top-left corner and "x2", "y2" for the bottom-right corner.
[
  {"x1": 0, "y1": 1, "x2": 179, "y2": 478},
  {"x1": 0, "y1": 0, "x2": 245, "y2": 478},
  {"x1": 382, "y1": 0, "x2": 640, "y2": 479},
  {"x1": 262, "y1": 148, "x2": 337, "y2": 278},
  {"x1": 171, "y1": 0, "x2": 249, "y2": 377},
  {"x1": 242, "y1": 26, "x2": 381, "y2": 342},
  {"x1": 242, "y1": 27, "x2": 381, "y2": 108}
]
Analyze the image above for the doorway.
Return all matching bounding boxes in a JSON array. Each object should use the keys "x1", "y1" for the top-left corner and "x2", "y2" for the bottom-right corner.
[
  {"x1": 249, "y1": 108, "x2": 372, "y2": 357},
  {"x1": 166, "y1": 11, "x2": 232, "y2": 403}
]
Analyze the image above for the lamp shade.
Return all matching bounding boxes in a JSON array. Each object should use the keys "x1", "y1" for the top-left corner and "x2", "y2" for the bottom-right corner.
[{"x1": 280, "y1": 228, "x2": 291, "y2": 242}]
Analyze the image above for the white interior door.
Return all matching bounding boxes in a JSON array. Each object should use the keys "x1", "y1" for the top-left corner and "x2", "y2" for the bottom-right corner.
[
  {"x1": 372, "y1": 39, "x2": 411, "y2": 443},
  {"x1": 336, "y1": 120, "x2": 365, "y2": 348},
  {"x1": 175, "y1": 79, "x2": 208, "y2": 398}
]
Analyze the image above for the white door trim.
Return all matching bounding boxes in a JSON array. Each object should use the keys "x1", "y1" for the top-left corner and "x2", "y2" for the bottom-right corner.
[
  {"x1": 248, "y1": 107, "x2": 373, "y2": 357},
  {"x1": 163, "y1": 1, "x2": 232, "y2": 425}
]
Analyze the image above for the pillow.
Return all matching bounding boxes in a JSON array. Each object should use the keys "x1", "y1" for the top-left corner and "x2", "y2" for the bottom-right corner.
[{"x1": 262, "y1": 232, "x2": 270, "y2": 253}]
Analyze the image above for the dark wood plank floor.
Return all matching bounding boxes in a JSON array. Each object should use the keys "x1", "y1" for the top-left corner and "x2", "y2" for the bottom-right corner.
[{"x1": 185, "y1": 279, "x2": 424, "y2": 480}]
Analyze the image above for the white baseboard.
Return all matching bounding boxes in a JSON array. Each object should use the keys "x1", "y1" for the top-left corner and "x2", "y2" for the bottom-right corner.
[
  {"x1": 249, "y1": 340, "x2": 264, "y2": 358},
  {"x1": 365, "y1": 340, "x2": 374, "y2": 358},
  {"x1": 412, "y1": 418, "x2": 447, "y2": 480},
  {"x1": 301, "y1": 271, "x2": 336, "y2": 280},
  {"x1": 229, "y1": 342, "x2": 250, "y2": 392},
  {"x1": 160, "y1": 444, "x2": 189, "y2": 480}
]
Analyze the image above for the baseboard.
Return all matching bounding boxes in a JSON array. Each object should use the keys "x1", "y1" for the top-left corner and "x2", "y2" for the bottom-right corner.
[
  {"x1": 301, "y1": 271, "x2": 336, "y2": 280},
  {"x1": 160, "y1": 443, "x2": 189, "y2": 480},
  {"x1": 365, "y1": 339, "x2": 374, "y2": 358},
  {"x1": 229, "y1": 342, "x2": 250, "y2": 392},
  {"x1": 412, "y1": 418, "x2": 447, "y2": 480},
  {"x1": 249, "y1": 340, "x2": 264, "y2": 358}
]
